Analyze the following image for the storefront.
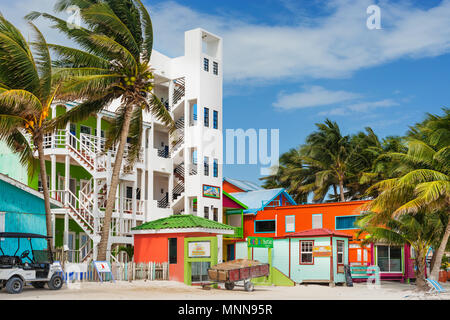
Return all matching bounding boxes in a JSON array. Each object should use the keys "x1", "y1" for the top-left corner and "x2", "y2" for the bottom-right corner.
[{"x1": 132, "y1": 215, "x2": 234, "y2": 285}]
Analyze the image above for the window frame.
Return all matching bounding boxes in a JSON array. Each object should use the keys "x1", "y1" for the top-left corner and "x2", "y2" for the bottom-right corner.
[
  {"x1": 213, "y1": 61, "x2": 219, "y2": 75},
  {"x1": 213, "y1": 110, "x2": 218, "y2": 129},
  {"x1": 204, "y1": 206, "x2": 209, "y2": 219},
  {"x1": 335, "y1": 215, "x2": 359, "y2": 230},
  {"x1": 203, "y1": 58, "x2": 209, "y2": 72},
  {"x1": 312, "y1": 214, "x2": 323, "y2": 229},
  {"x1": 254, "y1": 219, "x2": 276, "y2": 234},
  {"x1": 337, "y1": 240, "x2": 345, "y2": 267},
  {"x1": 204, "y1": 157, "x2": 209, "y2": 176},
  {"x1": 213, "y1": 159, "x2": 218, "y2": 178},
  {"x1": 168, "y1": 238, "x2": 177, "y2": 264},
  {"x1": 299, "y1": 240, "x2": 314, "y2": 265},
  {"x1": 285, "y1": 215, "x2": 295, "y2": 233},
  {"x1": 204, "y1": 107, "x2": 210, "y2": 127}
]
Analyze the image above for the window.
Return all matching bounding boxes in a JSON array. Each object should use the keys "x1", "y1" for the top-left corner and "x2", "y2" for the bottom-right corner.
[
  {"x1": 203, "y1": 58, "x2": 209, "y2": 72},
  {"x1": 168, "y1": 238, "x2": 177, "y2": 264},
  {"x1": 80, "y1": 125, "x2": 91, "y2": 135},
  {"x1": 38, "y1": 175, "x2": 50, "y2": 192},
  {"x1": 300, "y1": 241, "x2": 314, "y2": 264},
  {"x1": 213, "y1": 208, "x2": 218, "y2": 222},
  {"x1": 213, "y1": 62, "x2": 219, "y2": 75},
  {"x1": 213, "y1": 159, "x2": 218, "y2": 178},
  {"x1": 377, "y1": 245, "x2": 402, "y2": 272},
  {"x1": 337, "y1": 241, "x2": 345, "y2": 265},
  {"x1": 285, "y1": 216, "x2": 295, "y2": 233},
  {"x1": 204, "y1": 157, "x2": 209, "y2": 176},
  {"x1": 126, "y1": 186, "x2": 133, "y2": 199},
  {"x1": 335, "y1": 216, "x2": 357, "y2": 230},
  {"x1": 204, "y1": 108, "x2": 209, "y2": 127},
  {"x1": 255, "y1": 220, "x2": 275, "y2": 233},
  {"x1": 213, "y1": 110, "x2": 218, "y2": 129},
  {"x1": 204, "y1": 206, "x2": 209, "y2": 219},
  {"x1": 312, "y1": 214, "x2": 323, "y2": 229},
  {"x1": 0, "y1": 212, "x2": 5, "y2": 232}
]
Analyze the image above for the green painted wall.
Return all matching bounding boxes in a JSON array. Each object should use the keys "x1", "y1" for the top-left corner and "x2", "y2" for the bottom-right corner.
[
  {"x1": 183, "y1": 237, "x2": 218, "y2": 286},
  {"x1": 54, "y1": 218, "x2": 85, "y2": 249}
]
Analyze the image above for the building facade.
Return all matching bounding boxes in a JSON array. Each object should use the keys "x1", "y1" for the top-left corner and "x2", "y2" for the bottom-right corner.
[{"x1": 0, "y1": 28, "x2": 224, "y2": 263}]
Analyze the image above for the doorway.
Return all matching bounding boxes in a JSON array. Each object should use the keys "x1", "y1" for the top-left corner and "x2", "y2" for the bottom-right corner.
[
  {"x1": 191, "y1": 262, "x2": 210, "y2": 283},
  {"x1": 227, "y1": 244, "x2": 235, "y2": 261}
]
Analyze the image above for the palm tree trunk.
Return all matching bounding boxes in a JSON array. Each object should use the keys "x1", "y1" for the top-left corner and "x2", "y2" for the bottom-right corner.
[
  {"x1": 36, "y1": 135, "x2": 53, "y2": 252},
  {"x1": 429, "y1": 217, "x2": 450, "y2": 280},
  {"x1": 97, "y1": 104, "x2": 134, "y2": 261},
  {"x1": 415, "y1": 249, "x2": 428, "y2": 291},
  {"x1": 333, "y1": 184, "x2": 338, "y2": 198},
  {"x1": 338, "y1": 178, "x2": 345, "y2": 202}
]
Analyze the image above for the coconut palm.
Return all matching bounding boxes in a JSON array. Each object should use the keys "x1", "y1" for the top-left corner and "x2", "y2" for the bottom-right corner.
[
  {"x1": 0, "y1": 15, "x2": 61, "y2": 250},
  {"x1": 356, "y1": 211, "x2": 446, "y2": 291},
  {"x1": 364, "y1": 109, "x2": 450, "y2": 281},
  {"x1": 28, "y1": 0, "x2": 174, "y2": 260}
]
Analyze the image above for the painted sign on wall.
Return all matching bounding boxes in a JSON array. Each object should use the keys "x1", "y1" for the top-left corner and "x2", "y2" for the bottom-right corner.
[
  {"x1": 203, "y1": 185, "x2": 221, "y2": 199},
  {"x1": 248, "y1": 237, "x2": 273, "y2": 248},
  {"x1": 188, "y1": 241, "x2": 211, "y2": 258},
  {"x1": 313, "y1": 245, "x2": 332, "y2": 257}
]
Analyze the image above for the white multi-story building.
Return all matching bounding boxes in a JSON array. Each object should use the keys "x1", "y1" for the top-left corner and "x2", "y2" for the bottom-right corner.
[{"x1": 21, "y1": 28, "x2": 224, "y2": 262}]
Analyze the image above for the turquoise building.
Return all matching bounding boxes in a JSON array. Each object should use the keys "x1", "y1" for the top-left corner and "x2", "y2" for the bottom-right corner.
[{"x1": 0, "y1": 173, "x2": 61, "y2": 256}]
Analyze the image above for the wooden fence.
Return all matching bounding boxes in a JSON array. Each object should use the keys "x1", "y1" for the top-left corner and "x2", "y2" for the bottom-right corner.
[{"x1": 61, "y1": 262, "x2": 170, "y2": 282}]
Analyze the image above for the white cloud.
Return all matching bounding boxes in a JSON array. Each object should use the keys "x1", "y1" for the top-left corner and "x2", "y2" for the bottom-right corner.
[
  {"x1": 147, "y1": 0, "x2": 450, "y2": 82},
  {"x1": 273, "y1": 86, "x2": 359, "y2": 110},
  {"x1": 318, "y1": 98, "x2": 400, "y2": 116},
  {"x1": 2, "y1": 0, "x2": 450, "y2": 84}
]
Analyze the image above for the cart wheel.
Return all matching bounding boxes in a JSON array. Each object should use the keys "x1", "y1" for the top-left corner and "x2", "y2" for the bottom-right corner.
[
  {"x1": 6, "y1": 277, "x2": 23, "y2": 294},
  {"x1": 225, "y1": 282, "x2": 235, "y2": 290},
  {"x1": 48, "y1": 274, "x2": 63, "y2": 290},
  {"x1": 244, "y1": 281, "x2": 254, "y2": 292}
]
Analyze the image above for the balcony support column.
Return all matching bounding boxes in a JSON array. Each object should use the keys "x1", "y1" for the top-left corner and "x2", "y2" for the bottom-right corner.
[
  {"x1": 50, "y1": 154, "x2": 56, "y2": 199},
  {"x1": 96, "y1": 114, "x2": 103, "y2": 151}
]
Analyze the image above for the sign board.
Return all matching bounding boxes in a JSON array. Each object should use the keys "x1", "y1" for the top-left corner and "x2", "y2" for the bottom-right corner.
[
  {"x1": 93, "y1": 261, "x2": 115, "y2": 282},
  {"x1": 313, "y1": 245, "x2": 332, "y2": 257},
  {"x1": 188, "y1": 241, "x2": 211, "y2": 258},
  {"x1": 203, "y1": 185, "x2": 221, "y2": 199},
  {"x1": 247, "y1": 237, "x2": 273, "y2": 249}
]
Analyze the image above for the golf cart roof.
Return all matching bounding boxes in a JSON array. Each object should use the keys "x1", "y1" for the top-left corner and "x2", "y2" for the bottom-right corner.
[{"x1": 0, "y1": 232, "x2": 50, "y2": 239}]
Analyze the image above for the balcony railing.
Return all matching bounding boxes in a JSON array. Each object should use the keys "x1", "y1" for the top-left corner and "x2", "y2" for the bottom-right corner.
[{"x1": 224, "y1": 226, "x2": 243, "y2": 239}]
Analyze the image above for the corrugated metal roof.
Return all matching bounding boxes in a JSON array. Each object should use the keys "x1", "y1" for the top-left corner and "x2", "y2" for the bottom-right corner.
[
  {"x1": 230, "y1": 188, "x2": 287, "y2": 211},
  {"x1": 132, "y1": 215, "x2": 235, "y2": 231},
  {"x1": 223, "y1": 177, "x2": 262, "y2": 192}
]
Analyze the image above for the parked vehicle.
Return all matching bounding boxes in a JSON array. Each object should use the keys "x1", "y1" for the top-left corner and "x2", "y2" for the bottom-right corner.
[
  {"x1": 207, "y1": 259, "x2": 270, "y2": 292},
  {"x1": 0, "y1": 233, "x2": 64, "y2": 294}
]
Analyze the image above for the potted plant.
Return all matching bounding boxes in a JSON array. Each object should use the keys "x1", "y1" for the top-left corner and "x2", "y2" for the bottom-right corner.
[{"x1": 439, "y1": 255, "x2": 448, "y2": 283}]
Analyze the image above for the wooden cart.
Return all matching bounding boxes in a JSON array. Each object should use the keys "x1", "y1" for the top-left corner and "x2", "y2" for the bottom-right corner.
[{"x1": 207, "y1": 259, "x2": 270, "y2": 292}]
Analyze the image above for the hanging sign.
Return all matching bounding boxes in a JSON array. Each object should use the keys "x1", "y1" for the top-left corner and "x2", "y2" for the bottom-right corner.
[
  {"x1": 247, "y1": 237, "x2": 273, "y2": 248},
  {"x1": 313, "y1": 245, "x2": 332, "y2": 257},
  {"x1": 203, "y1": 185, "x2": 221, "y2": 199},
  {"x1": 188, "y1": 241, "x2": 211, "y2": 258}
]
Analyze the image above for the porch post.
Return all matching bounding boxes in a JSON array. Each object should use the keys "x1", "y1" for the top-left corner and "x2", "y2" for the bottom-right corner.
[
  {"x1": 50, "y1": 154, "x2": 56, "y2": 199},
  {"x1": 132, "y1": 179, "x2": 137, "y2": 228},
  {"x1": 96, "y1": 114, "x2": 103, "y2": 151}
]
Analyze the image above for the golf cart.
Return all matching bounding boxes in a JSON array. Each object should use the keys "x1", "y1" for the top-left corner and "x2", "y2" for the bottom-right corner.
[{"x1": 0, "y1": 232, "x2": 64, "y2": 294}]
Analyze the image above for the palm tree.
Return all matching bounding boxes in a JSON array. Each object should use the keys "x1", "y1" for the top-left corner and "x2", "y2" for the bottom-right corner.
[
  {"x1": 0, "y1": 15, "x2": 61, "y2": 250},
  {"x1": 364, "y1": 109, "x2": 450, "y2": 281},
  {"x1": 28, "y1": 0, "x2": 174, "y2": 260},
  {"x1": 356, "y1": 211, "x2": 446, "y2": 291}
]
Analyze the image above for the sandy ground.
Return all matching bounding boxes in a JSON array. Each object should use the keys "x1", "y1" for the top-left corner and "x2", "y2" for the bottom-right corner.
[{"x1": 1, "y1": 280, "x2": 449, "y2": 300}]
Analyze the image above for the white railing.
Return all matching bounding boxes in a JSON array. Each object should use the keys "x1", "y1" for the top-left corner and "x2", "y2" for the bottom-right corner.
[
  {"x1": 43, "y1": 130, "x2": 66, "y2": 149},
  {"x1": 68, "y1": 132, "x2": 107, "y2": 171}
]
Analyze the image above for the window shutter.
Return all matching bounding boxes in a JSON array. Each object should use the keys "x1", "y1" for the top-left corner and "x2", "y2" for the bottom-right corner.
[
  {"x1": 285, "y1": 216, "x2": 295, "y2": 232},
  {"x1": 312, "y1": 214, "x2": 322, "y2": 229}
]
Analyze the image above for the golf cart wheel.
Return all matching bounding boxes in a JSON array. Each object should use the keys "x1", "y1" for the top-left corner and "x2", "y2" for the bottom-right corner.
[
  {"x1": 32, "y1": 282, "x2": 46, "y2": 289},
  {"x1": 48, "y1": 274, "x2": 63, "y2": 290},
  {"x1": 225, "y1": 282, "x2": 235, "y2": 290},
  {"x1": 6, "y1": 277, "x2": 23, "y2": 294},
  {"x1": 244, "y1": 281, "x2": 254, "y2": 292}
]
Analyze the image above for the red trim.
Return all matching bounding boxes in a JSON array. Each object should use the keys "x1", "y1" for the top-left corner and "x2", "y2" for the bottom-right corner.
[{"x1": 299, "y1": 240, "x2": 315, "y2": 265}]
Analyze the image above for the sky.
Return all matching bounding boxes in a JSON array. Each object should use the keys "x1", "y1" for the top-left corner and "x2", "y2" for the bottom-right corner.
[{"x1": 1, "y1": 0, "x2": 450, "y2": 185}]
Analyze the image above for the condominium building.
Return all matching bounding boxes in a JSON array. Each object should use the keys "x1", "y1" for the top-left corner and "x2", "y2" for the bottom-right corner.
[{"x1": 0, "y1": 28, "x2": 223, "y2": 263}]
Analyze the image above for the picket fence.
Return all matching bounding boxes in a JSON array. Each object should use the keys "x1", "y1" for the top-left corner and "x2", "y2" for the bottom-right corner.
[{"x1": 61, "y1": 262, "x2": 170, "y2": 282}]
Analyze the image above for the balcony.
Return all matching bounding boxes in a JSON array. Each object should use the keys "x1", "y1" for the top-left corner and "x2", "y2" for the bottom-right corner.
[{"x1": 224, "y1": 226, "x2": 243, "y2": 239}]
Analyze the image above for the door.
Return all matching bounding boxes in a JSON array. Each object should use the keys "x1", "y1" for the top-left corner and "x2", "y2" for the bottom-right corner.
[
  {"x1": 68, "y1": 232, "x2": 76, "y2": 263},
  {"x1": 69, "y1": 123, "x2": 77, "y2": 148},
  {"x1": 191, "y1": 262, "x2": 211, "y2": 283},
  {"x1": 227, "y1": 244, "x2": 235, "y2": 261},
  {"x1": 80, "y1": 233, "x2": 90, "y2": 261},
  {"x1": 69, "y1": 178, "x2": 77, "y2": 208}
]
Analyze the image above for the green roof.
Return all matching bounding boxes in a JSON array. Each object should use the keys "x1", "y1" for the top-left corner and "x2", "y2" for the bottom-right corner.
[{"x1": 132, "y1": 214, "x2": 235, "y2": 231}]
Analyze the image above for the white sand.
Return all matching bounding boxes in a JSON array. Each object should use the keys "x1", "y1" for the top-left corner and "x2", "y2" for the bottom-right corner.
[{"x1": 2, "y1": 280, "x2": 449, "y2": 300}]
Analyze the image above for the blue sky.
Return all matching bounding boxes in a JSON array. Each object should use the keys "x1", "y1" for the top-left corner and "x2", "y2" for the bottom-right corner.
[{"x1": 2, "y1": 0, "x2": 450, "y2": 185}]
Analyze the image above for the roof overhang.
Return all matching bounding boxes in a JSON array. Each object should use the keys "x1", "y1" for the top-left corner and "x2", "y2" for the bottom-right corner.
[{"x1": 132, "y1": 227, "x2": 235, "y2": 235}]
